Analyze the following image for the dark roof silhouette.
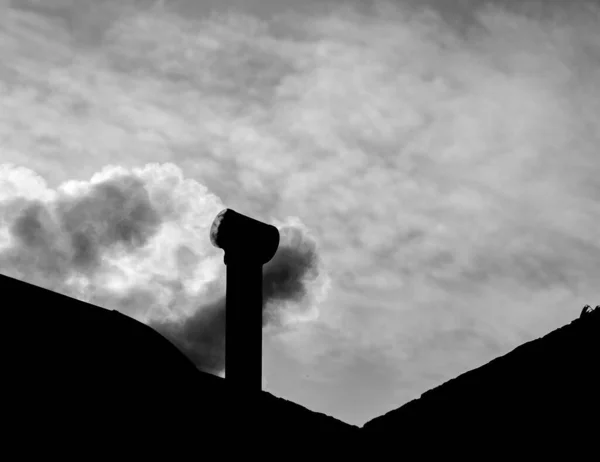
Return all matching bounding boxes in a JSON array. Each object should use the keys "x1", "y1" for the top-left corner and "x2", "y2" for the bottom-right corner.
[
  {"x1": 3, "y1": 273, "x2": 357, "y2": 454},
  {"x1": 4, "y1": 271, "x2": 597, "y2": 453},
  {"x1": 362, "y1": 304, "x2": 599, "y2": 447}
]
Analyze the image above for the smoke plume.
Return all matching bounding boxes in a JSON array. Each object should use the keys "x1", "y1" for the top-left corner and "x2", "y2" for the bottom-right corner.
[{"x1": 0, "y1": 162, "x2": 331, "y2": 375}]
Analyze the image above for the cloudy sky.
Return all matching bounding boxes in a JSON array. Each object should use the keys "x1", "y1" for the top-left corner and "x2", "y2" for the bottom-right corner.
[{"x1": 1, "y1": 0, "x2": 599, "y2": 426}]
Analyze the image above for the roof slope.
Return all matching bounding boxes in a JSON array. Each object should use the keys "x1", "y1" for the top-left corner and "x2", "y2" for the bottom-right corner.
[
  {"x1": 4, "y1": 271, "x2": 596, "y2": 452},
  {"x1": 3, "y1": 273, "x2": 357, "y2": 453},
  {"x1": 362, "y1": 304, "x2": 599, "y2": 444}
]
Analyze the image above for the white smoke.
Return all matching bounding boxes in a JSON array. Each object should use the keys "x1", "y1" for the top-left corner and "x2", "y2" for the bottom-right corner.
[{"x1": 0, "y1": 162, "x2": 332, "y2": 374}]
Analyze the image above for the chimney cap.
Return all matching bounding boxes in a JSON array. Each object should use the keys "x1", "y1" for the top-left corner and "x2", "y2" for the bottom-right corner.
[{"x1": 210, "y1": 208, "x2": 280, "y2": 265}]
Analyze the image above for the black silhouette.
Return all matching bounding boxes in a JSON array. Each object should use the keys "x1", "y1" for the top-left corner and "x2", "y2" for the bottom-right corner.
[
  {"x1": 209, "y1": 208, "x2": 280, "y2": 394},
  {"x1": 3, "y1": 208, "x2": 598, "y2": 453},
  {"x1": 362, "y1": 303, "x2": 599, "y2": 447},
  {"x1": 580, "y1": 304, "x2": 598, "y2": 317}
]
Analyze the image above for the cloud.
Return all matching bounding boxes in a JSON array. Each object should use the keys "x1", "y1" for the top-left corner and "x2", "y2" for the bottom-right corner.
[{"x1": 0, "y1": 162, "x2": 332, "y2": 374}]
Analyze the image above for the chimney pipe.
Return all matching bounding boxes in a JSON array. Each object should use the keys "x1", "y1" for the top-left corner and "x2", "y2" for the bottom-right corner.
[{"x1": 210, "y1": 209, "x2": 280, "y2": 394}]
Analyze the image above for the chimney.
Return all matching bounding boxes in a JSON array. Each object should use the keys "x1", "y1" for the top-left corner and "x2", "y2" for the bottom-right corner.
[{"x1": 210, "y1": 209, "x2": 280, "y2": 394}]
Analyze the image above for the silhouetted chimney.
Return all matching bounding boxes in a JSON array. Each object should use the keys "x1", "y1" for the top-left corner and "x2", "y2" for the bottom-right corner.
[{"x1": 210, "y1": 209, "x2": 280, "y2": 393}]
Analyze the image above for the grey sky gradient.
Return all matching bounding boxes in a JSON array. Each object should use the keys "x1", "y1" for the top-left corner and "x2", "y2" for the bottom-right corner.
[{"x1": 1, "y1": 0, "x2": 599, "y2": 425}]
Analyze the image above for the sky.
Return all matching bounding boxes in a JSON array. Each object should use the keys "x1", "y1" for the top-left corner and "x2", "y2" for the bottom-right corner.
[{"x1": 0, "y1": 0, "x2": 599, "y2": 426}]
